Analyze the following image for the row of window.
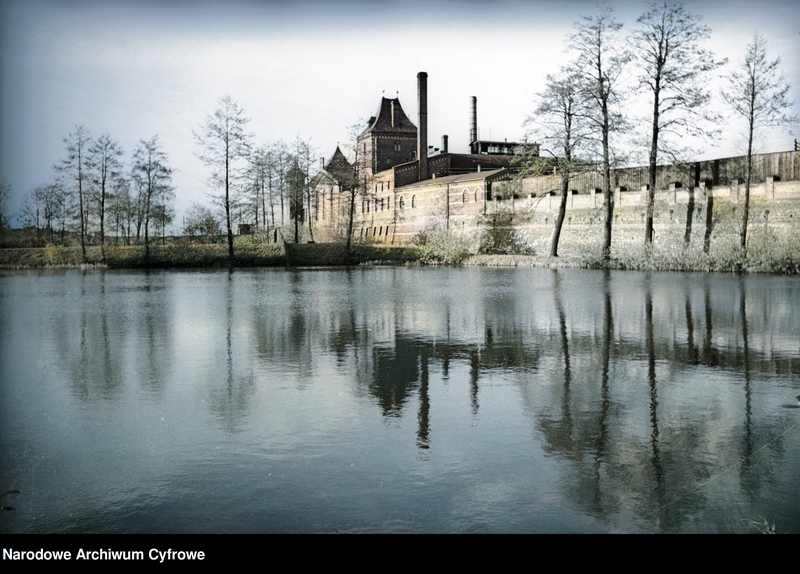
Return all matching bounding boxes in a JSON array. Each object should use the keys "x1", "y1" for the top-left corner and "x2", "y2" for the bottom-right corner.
[
  {"x1": 359, "y1": 225, "x2": 391, "y2": 237},
  {"x1": 362, "y1": 195, "x2": 418, "y2": 213},
  {"x1": 317, "y1": 185, "x2": 485, "y2": 220}
]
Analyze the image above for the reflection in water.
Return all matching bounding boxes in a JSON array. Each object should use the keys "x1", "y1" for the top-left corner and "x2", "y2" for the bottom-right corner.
[
  {"x1": 417, "y1": 347, "x2": 430, "y2": 450},
  {"x1": 209, "y1": 271, "x2": 255, "y2": 433},
  {"x1": 1, "y1": 268, "x2": 798, "y2": 533},
  {"x1": 554, "y1": 270, "x2": 573, "y2": 440},
  {"x1": 645, "y1": 274, "x2": 665, "y2": 529}
]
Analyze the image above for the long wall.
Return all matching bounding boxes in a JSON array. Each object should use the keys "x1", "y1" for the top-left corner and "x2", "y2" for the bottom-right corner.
[
  {"x1": 307, "y1": 150, "x2": 800, "y2": 253},
  {"x1": 484, "y1": 177, "x2": 800, "y2": 257}
]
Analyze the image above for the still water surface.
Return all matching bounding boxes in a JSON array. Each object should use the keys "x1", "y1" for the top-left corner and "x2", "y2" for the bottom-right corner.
[{"x1": 1, "y1": 267, "x2": 798, "y2": 533}]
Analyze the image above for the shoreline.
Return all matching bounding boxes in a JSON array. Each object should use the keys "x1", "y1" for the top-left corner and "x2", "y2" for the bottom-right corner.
[{"x1": 1, "y1": 244, "x2": 797, "y2": 274}]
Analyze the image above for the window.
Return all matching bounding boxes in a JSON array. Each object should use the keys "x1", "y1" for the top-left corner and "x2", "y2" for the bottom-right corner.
[
  {"x1": 399, "y1": 196, "x2": 405, "y2": 209},
  {"x1": 394, "y1": 141, "x2": 401, "y2": 152},
  {"x1": 411, "y1": 195, "x2": 416, "y2": 208},
  {"x1": 462, "y1": 189, "x2": 468, "y2": 203}
]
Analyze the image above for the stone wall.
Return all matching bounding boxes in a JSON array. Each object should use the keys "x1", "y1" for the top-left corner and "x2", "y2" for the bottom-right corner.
[{"x1": 488, "y1": 179, "x2": 800, "y2": 257}]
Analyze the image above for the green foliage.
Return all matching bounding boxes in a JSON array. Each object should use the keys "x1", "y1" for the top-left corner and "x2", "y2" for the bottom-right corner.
[
  {"x1": 411, "y1": 223, "x2": 472, "y2": 265},
  {"x1": 479, "y1": 214, "x2": 535, "y2": 255}
]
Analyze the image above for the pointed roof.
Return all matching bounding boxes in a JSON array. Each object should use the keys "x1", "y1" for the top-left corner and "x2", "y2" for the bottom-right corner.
[
  {"x1": 360, "y1": 97, "x2": 417, "y2": 137},
  {"x1": 324, "y1": 145, "x2": 354, "y2": 183}
]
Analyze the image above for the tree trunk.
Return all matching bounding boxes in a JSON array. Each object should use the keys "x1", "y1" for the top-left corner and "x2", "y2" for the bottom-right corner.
[
  {"x1": 345, "y1": 188, "x2": 356, "y2": 252},
  {"x1": 225, "y1": 154, "x2": 234, "y2": 268},
  {"x1": 741, "y1": 119, "x2": 754, "y2": 257},
  {"x1": 602, "y1": 111, "x2": 613, "y2": 262},
  {"x1": 645, "y1": 85, "x2": 659, "y2": 249},
  {"x1": 551, "y1": 171, "x2": 569, "y2": 258}
]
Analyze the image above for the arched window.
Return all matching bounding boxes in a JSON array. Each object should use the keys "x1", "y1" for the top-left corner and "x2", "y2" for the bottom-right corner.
[
  {"x1": 462, "y1": 189, "x2": 468, "y2": 203},
  {"x1": 474, "y1": 188, "x2": 479, "y2": 202},
  {"x1": 411, "y1": 195, "x2": 417, "y2": 208},
  {"x1": 399, "y1": 196, "x2": 405, "y2": 209}
]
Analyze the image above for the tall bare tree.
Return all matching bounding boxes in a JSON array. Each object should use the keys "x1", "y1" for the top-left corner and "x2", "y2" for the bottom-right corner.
[
  {"x1": 131, "y1": 136, "x2": 174, "y2": 263},
  {"x1": 87, "y1": 133, "x2": 124, "y2": 254},
  {"x1": 569, "y1": 4, "x2": 629, "y2": 262},
  {"x1": 194, "y1": 95, "x2": 253, "y2": 266},
  {"x1": 56, "y1": 125, "x2": 92, "y2": 260},
  {"x1": 633, "y1": 0, "x2": 726, "y2": 248},
  {"x1": 722, "y1": 34, "x2": 797, "y2": 256},
  {"x1": 342, "y1": 122, "x2": 369, "y2": 252},
  {"x1": 525, "y1": 67, "x2": 588, "y2": 257},
  {"x1": 246, "y1": 145, "x2": 270, "y2": 235},
  {"x1": 293, "y1": 136, "x2": 318, "y2": 242}
]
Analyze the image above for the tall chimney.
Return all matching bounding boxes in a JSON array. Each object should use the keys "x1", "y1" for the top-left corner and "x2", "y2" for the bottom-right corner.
[
  {"x1": 417, "y1": 71, "x2": 428, "y2": 182},
  {"x1": 442, "y1": 135, "x2": 448, "y2": 154},
  {"x1": 469, "y1": 96, "x2": 477, "y2": 153}
]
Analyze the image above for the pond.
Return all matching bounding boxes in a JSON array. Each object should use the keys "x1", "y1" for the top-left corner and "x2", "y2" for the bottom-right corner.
[{"x1": 1, "y1": 267, "x2": 798, "y2": 533}]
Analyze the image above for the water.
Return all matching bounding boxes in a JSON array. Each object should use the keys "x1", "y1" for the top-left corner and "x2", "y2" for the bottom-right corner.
[{"x1": 1, "y1": 267, "x2": 798, "y2": 533}]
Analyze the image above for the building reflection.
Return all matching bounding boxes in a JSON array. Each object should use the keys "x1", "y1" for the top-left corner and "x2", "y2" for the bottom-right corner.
[{"x1": 39, "y1": 267, "x2": 799, "y2": 531}]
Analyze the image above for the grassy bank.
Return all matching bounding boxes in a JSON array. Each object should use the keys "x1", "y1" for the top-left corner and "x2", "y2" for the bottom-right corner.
[
  {"x1": 0, "y1": 242, "x2": 285, "y2": 269},
  {"x1": 286, "y1": 243, "x2": 421, "y2": 266},
  {"x1": 0, "y1": 241, "x2": 421, "y2": 269},
  {"x1": 2, "y1": 229, "x2": 797, "y2": 274},
  {"x1": 580, "y1": 229, "x2": 800, "y2": 274}
]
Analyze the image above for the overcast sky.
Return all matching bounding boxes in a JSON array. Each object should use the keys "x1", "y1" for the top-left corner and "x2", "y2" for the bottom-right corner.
[{"x1": 1, "y1": 0, "x2": 799, "y2": 226}]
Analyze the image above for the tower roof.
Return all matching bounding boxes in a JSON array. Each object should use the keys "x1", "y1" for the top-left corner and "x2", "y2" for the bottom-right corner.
[
  {"x1": 360, "y1": 97, "x2": 417, "y2": 137},
  {"x1": 324, "y1": 145, "x2": 354, "y2": 182}
]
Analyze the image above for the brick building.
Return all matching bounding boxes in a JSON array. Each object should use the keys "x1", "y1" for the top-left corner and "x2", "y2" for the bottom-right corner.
[{"x1": 307, "y1": 72, "x2": 525, "y2": 244}]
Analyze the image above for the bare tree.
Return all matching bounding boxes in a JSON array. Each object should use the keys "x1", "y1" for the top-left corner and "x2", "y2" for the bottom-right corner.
[
  {"x1": 246, "y1": 145, "x2": 270, "y2": 235},
  {"x1": 0, "y1": 178, "x2": 11, "y2": 237},
  {"x1": 23, "y1": 182, "x2": 69, "y2": 245},
  {"x1": 87, "y1": 134, "x2": 124, "y2": 255},
  {"x1": 633, "y1": 0, "x2": 726, "y2": 248},
  {"x1": 287, "y1": 156, "x2": 306, "y2": 243},
  {"x1": 342, "y1": 122, "x2": 369, "y2": 252},
  {"x1": 271, "y1": 139, "x2": 290, "y2": 228},
  {"x1": 107, "y1": 176, "x2": 134, "y2": 245},
  {"x1": 183, "y1": 202, "x2": 222, "y2": 243},
  {"x1": 722, "y1": 33, "x2": 797, "y2": 256},
  {"x1": 55, "y1": 125, "x2": 92, "y2": 260},
  {"x1": 293, "y1": 136, "x2": 318, "y2": 242},
  {"x1": 194, "y1": 95, "x2": 253, "y2": 267},
  {"x1": 131, "y1": 136, "x2": 174, "y2": 263},
  {"x1": 524, "y1": 67, "x2": 588, "y2": 257},
  {"x1": 569, "y1": 4, "x2": 629, "y2": 262}
]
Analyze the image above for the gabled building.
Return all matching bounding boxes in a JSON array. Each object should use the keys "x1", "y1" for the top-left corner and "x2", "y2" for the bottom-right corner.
[{"x1": 307, "y1": 72, "x2": 528, "y2": 244}]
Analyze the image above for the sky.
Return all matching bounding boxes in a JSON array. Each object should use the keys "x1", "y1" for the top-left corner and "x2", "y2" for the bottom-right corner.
[{"x1": 1, "y1": 0, "x2": 799, "y2": 227}]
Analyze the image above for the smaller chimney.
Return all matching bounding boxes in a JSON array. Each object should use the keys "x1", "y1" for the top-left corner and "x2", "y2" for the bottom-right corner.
[
  {"x1": 469, "y1": 96, "x2": 477, "y2": 153},
  {"x1": 442, "y1": 135, "x2": 448, "y2": 153}
]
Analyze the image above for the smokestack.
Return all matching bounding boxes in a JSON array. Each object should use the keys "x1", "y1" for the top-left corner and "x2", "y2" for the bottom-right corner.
[
  {"x1": 442, "y1": 135, "x2": 448, "y2": 154},
  {"x1": 417, "y1": 71, "x2": 428, "y2": 182},
  {"x1": 469, "y1": 96, "x2": 477, "y2": 153}
]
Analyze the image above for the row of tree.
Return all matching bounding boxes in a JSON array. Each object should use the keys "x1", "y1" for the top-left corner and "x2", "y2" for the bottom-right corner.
[
  {"x1": 524, "y1": 0, "x2": 795, "y2": 261},
  {"x1": 13, "y1": 95, "x2": 321, "y2": 266},
  {"x1": 18, "y1": 128, "x2": 175, "y2": 261},
  {"x1": 193, "y1": 95, "x2": 320, "y2": 267}
]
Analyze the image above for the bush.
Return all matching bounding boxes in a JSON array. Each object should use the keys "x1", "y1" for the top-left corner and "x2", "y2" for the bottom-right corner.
[
  {"x1": 479, "y1": 214, "x2": 535, "y2": 255},
  {"x1": 411, "y1": 224, "x2": 472, "y2": 265}
]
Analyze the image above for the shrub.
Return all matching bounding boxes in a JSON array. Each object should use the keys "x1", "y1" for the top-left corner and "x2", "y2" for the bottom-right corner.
[
  {"x1": 479, "y1": 214, "x2": 535, "y2": 255},
  {"x1": 411, "y1": 223, "x2": 472, "y2": 265}
]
